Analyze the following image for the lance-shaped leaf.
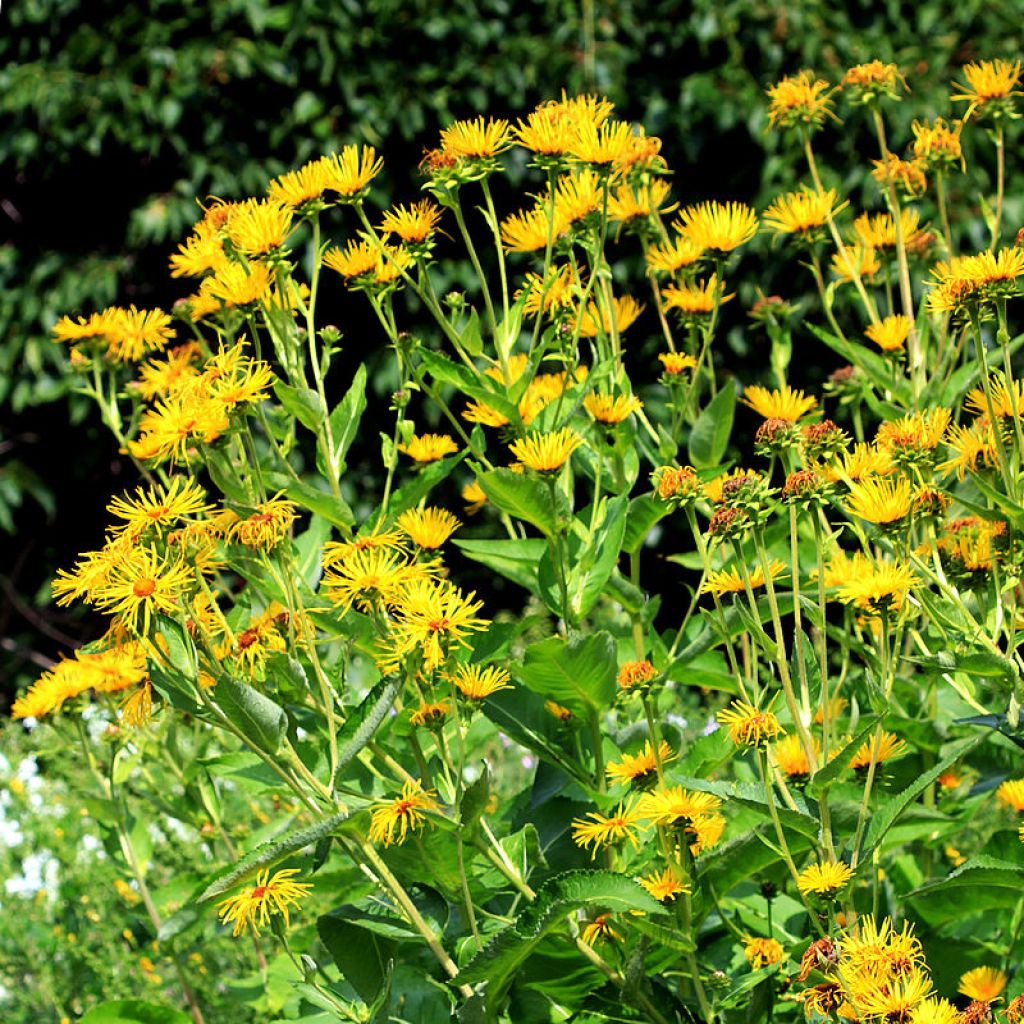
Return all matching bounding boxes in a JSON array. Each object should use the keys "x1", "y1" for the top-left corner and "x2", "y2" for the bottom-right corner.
[{"x1": 514, "y1": 632, "x2": 617, "y2": 716}]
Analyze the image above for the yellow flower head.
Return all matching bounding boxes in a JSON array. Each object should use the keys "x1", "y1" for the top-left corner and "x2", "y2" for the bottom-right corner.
[
  {"x1": 576, "y1": 296, "x2": 644, "y2": 338},
  {"x1": 850, "y1": 731, "x2": 908, "y2": 771},
  {"x1": 93, "y1": 547, "x2": 195, "y2": 634},
  {"x1": 958, "y1": 967, "x2": 1007, "y2": 1003},
  {"x1": 267, "y1": 157, "x2": 331, "y2": 208},
  {"x1": 836, "y1": 559, "x2": 918, "y2": 616},
  {"x1": 951, "y1": 59, "x2": 1023, "y2": 121},
  {"x1": 607, "y1": 179, "x2": 674, "y2": 223},
  {"x1": 742, "y1": 384, "x2": 817, "y2": 422},
  {"x1": 763, "y1": 187, "x2": 846, "y2": 239},
  {"x1": 872, "y1": 155, "x2": 928, "y2": 198},
  {"x1": 845, "y1": 475, "x2": 914, "y2": 526},
  {"x1": 500, "y1": 205, "x2": 561, "y2": 253},
  {"x1": 216, "y1": 868, "x2": 312, "y2": 937},
  {"x1": 635, "y1": 785, "x2": 722, "y2": 828},
  {"x1": 169, "y1": 221, "x2": 227, "y2": 278},
  {"x1": 662, "y1": 275, "x2": 733, "y2": 319},
  {"x1": 448, "y1": 664, "x2": 511, "y2": 700},
  {"x1": 199, "y1": 262, "x2": 273, "y2": 310},
  {"x1": 410, "y1": 699, "x2": 451, "y2": 728},
  {"x1": 119, "y1": 682, "x2": 154, "y2": 728},
  {"x1": 646, "y1": 233, "x2": 705, "y2": 274},
  {"x1": 853, "y1": 969, "x2": 933, "y2": 1021},
  {"x1": 322, "y1": 546, "x2": 431, "y2": 612},
  {"x1": 462, "y1": 480, "x2": 487, "y2": 514},
  {"x1": 380, "y1": 199, "x2": 443, "y2": 244},
  {"x1": 440, "y1": 116, "x2": 512, "y2": 159},
  {"x1": 397, "y1": 506, "x2": 461, "y2": 548},
  {"x1": 659, "y1": 352, "x2": 698, "y2": 376},
  {"x1": 107, "y1": 478, "x2": 212, "y2": 537},
  {"x1": 570, "y1": 117, "x2": 637, "y2": 166},
  {"x1": 399, "y1": 433, "x2": 460, "y2": 463},
  {"x1": 996, "y1": 778, "x2": 1024, "y2": 812},
  {"x1": 831, "y1": 243, "x2": 881, "y2": 283},
  {"x1": 911, "y1": 118, "x2": 964, "y2": 169},
  {"x1": 796, "y1": 860, "x2": 854, "y2": 897},
  {"x1": 842, "y1": 61, "x2": 907, "y2": 103},
  {"x1": 744, "y1": 936, "x2": 785, "y2": 969},
  {"x1": 716, "y1": 699, "x2": 783, "y2": 748},
  {"x1": 583, "y1": 392, "x2": 643, "y2": 424},
  {"x1": 509, "y1": 428, "x2": 582, "y2": 472},
  {"x1": 617, "y1": 659, "x2": 658, "y2": 690},
  {"x1": 772, "y1": 733, "x2": 819, "y2": 780},
  {"x1": 606, "y1": 741, "x2": 677, "y2": 788},
  {"x1": 766, "y1": 70, "x2": 836, "y2": 131},
  {"x1": 571, "y1": 800, "x2": 644, "y2": 858},
  {"x1": 676, "y1": 201, "x2": 758, "y2": 254},
  {"x1": 866, "y1": 314, "x2": 912, "y2": 352},
  {"x1": 369, "y1": 779, "x2": 440, "y2": 846},
  {"x1": 701, "y1": 559, "x2": 786, "y2": 599},
  {"x1": 853, "y1": 208, "x2": 927, "y2": 251},
  {"x1": 637, "y1": 865, "x2": 690, "y2": 903},
  {"x1": 552, "y1": 169, "x2": 603, "y2": 226},
  {"x1": 321, "y1": 145, "x2": 384, "y2": 199},
  {"x1": 226, "y1": 199, "x2": 293, "y2": 257},
  {"x1": 231, "y1": 498, "x2": 299, "y2": 550}
]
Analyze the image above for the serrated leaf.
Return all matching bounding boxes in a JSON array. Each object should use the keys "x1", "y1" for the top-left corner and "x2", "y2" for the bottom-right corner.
[
  {"x1": 213, "y1": 677, "x2": 287, "y2": 754},
  {"x1": 336, "y1": 676, "x2": 403, "y2": 773},
  {"x1": 198, "y1": 811, "x2": 348, "y2": 902},
  {"x1": 806, "y1": 716, "x2": 880, "y2": 797}
]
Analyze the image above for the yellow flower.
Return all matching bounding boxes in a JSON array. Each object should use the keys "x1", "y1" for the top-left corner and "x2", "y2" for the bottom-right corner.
[
  {"x1": 911, "y1": 998, "x2": 960, "y2": 1024},
  {"x1": 951, "y1": 59, "x2": 1023, "y2": 121},
  {"x1": 509, "y1": 428, "x2": 583, "y2": 472},
  {"x1": 581, "y1": 913, "x2": 622, "y2": 947},
  {"x1": 607, "y1": 179, "x2": 674, "y2": 223},
  {"x1": 744, "y1": 936, "x2": 785, "y2": 969},
  {"x1": 853, "y1": 208, "x2": 927, "y2": 251},
  {"x1": 850, "y1": 731, "x2": 908, "y2": 771},
  {"x1": 662, "y1": 275, "x2": 733, "y2": 318},
  {"x1": 831, "y1": 243, "x2": 881, "y2": 282},
  {"x1": 385, "y1": 579, "x2": 488, "y2": 672},
  {"x1": 637, "y1": 865, "x2": 690, "y2": 902},
  {"x1": 448, "y1": 664, "x2": 511, "y2": 700},
  {"x1": 134, "y1": 345, "x2": 202, "y2": 400},
  {"x1": 875, "y1": 408, "x2": 951, "y2": 456},
  {"x1": 763, "y1": 187, "x2": 846, "y2": 239},
  {"x1": 397, "y1": 506, "x2": 461, "y2": 548},
  {"x1": 635, "y1": 785, "x2": 722, "y2": 827},
  {"x1": 911, "y1": 118, "x2": 964, "y2": 169},
  {"x1": 513, "y1": 107, "x2": 577, "y2": 157},
  {"x1": 93, "y1": 548, "x2": 194, "y2": 634},
  {"x1": 323, "y1": 240, "x2": 378, "y2": 279},
  {"x1": 996, "y1": 778, "x2": 1024, "y2": 812},
  {"x1": 571, "y1": 801, "x2": 645, "y2": 857},
  {"x1": 321, "y1": 144, "x2": 384, "y2": 199},
  {"x1": 169, "y1": 222, "x2": 227, "y2": 278},
  {"x1": 766, "y1": 71, "x2": 835, "y2": 131},
  {"x1": 716, "y1": 699, "x2": 783, "y2": 748},
  {"x1": 940, "y1": 421, "x2": 1001, "y2": 479},
  {"x1": 545, "y1": 699, "x2": 573, "y2": 721},
  {"x1": 501, "y1": 205, "x2": 559, "y2": 253},
  {"x1": 842, "y1": 60, "x2": 906, "y2": 100},
  {"x1": 380, "y1": 199, "x2": 443, "y2": 244},
  {"x1": 322, "y1": 547, "x2": 430, "y2": 612},
  {"x1": 231, "y1": 498, "x2": 299, "y2": 550},
  {"x1": 552, "y1": 169, "x2": 603, "y2": 226},
  {"x1": 583, "y1": 392, "x2": 643, "y2": 424},
  {"x1": 216, "y1": 868, "x2": 312, "y2": 937},
  {"x1": 12, "y1": 659, "x2": 91, "y2": 719},
  {"x1": 824, "y1": 442, "x2": 894, "y2": 482},
  {"x1": 399, "y1": 433, "x2": 460, "y2": 463},
  {"x1": 576, "y1": 296, "x2": 644, "y2": 338},
  {"x1": 570, "y1": 117, "x2": 636, "y2": 166},
  {"x1": 796, "y1": 861, "x2": 854, "y2": 897},
  {"x1": 845, "y1": 476, "x2": 913, "y2": 526},
  {"x1": 659, "y1": 352, "x2": 698, "y2": 376},
  {"x1": 410, "y1": 700, "x2": 451, "y2": 728},
  {"x1": 267, "y1": 157, "x2": 331, "y2": 208},
  {"x1": 440, "y1": 116, "x2": 512, "y2": 159},
  {"x1": 107, "y1": 478, "x2": 212, "y2": 536},
  {"x1": 462, "y1": 480, "x2": 487, "y2": 514},
  {"x1": 617, "y1": 659, "x2": 658, "y2": 690},
  {"x1": 966, "y1": 376, "x2": 1024, "y2": 418},
  {"x1": 646, "y1": 233, "x2": 705, "y2": 274},
  {"x1": 853, "y1": 969, "x2": 933, "y2": 1021},
  {"x1": 369, "y1": 779, "x2": 440, "y2": 846},
  {"x1": 742, "y1": 384, "x2": 817, "y2": 422},
  {"x1": 959, "y1": 967, "x2": 1007, "y2": 1003},
  {"x1": 772, "y1": 733, "x2": 819, "y2": 780},
  {"x1": 701, "y1": 559, "x2": 786, "y2": 598},
  {"x1": 119, "y1": 682, "x2": 154, "y2": 728},
  {"x1": 865, "y1": 314, "x2": 912, "y2": 352},
  {"x1": 226, "y1": 199, "x2": 293, "y2": 257},
  {"x1": 837, "y1": 559, "x2": 918, "y2": 616},
  {"x1": 519, "y1": 264, "x2": 578, "y2": 317},
  {"x1": 606, "y1": 741, "x2": 676, "y2": 788},
  {"x1": 872, "y1": 155, "x2": 927, "y2": 198},
  {"x1": 676, "y1": 200, "x2": 758, "y2": 254}
]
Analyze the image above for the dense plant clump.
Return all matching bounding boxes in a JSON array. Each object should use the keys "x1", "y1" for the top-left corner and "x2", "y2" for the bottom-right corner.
[{"x1": 7, "y1": 56, "x2": 1024, "y2": 1024}]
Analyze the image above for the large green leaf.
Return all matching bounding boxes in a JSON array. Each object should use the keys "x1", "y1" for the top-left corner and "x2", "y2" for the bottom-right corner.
[
  {"x1": 688, "y1": 378, "x2": 736, "y2": 469},
  {"x1": 907, "y1": 856, "x2": 1024, "y2": 925},
  {"x1": 318, "y1": 912, "x2": 395, "y2": 1004},
  {"x1": 336, "y1": 676, "x2": 403, "y2": 773},
  {"x1": 572, "y1": 496, "x2": 628, "y2": 617},
  {"x1": 273, "y1": 379, "x2": 324, "y2": 431},
  {"x1": 318, "y1": 363, "x2": 367, "y2": 477},
  {"x1": 805, "y1": 716, "x2": 880, "y2": 798},
  {"x1": 79, "y1": 1002, "x2": 192, "y2": 1024},
  {"x1": 477, "y1": 468, "x2": 561, "y2": 538},
  {"x1": 198, "y1": 811, "x2": 348, "y2": 902},
  {"x1": 622, "y1": 493, "x2": 670, "y2": 555},
  {"x1": 455, "y1": 871, "x2": 663, "y2": 1015},
  {"x1": 514, "y1": 632, "x2": 617, "y2": 716},
  {"x1": 213, "y1": 677, "x2": 288, "y2": 754},
  {"x1": 454, "y1": 538, "x2": 545, "y2": 595}
]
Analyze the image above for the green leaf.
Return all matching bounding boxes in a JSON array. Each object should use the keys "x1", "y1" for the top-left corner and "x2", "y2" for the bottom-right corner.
[
  {"x1": 461, "y1": 308, "x2": 483, "y2": 357},
  {"x1": 908, "y1": 855, "x2": 1024, "y2": 925},
  {"x1": 688, "y1": 378, "x2": 736, "y2": 469},
  {"x1": 862, "y1": 734, "x2": 985, "y2": 858},
  {"x1": 573, "y1": 496, "x2": 628, "y2": 617},
  {"x1": 454, "y1": 538, "x2": 545, "y2": 595},
  {"x1": 384, "y1": 453, "x2": 465, "y2": 521},
  {"x1": 317, "y1": 913, "x2": 395, "y2": 1004},
  {"x1": 213, "y1": 677, "x2": 288, "y2": 755},
  {"x1": 336, "y1": 676, "x2": 403, "y2": 773},
  {"x1": 908, "y1": 648, "x2": 1018, "y2": 684},
  {"x1": 805, "y1": 716, "x2": 880, "y2": 798},
  {"x1": 455, "y1": 871, "x2": 663, "y2": 1014},
  {"x1": 477, "y1": 468, "x2": 560, "y2": 538},
  {"x1": 273, "y1": 379, "x2": 324, "y2": 432},
  {"x1": 318, "y1": 363, "x2": 367, "y2": 477},
  {"x1": 514, "y1": 632, "x2": 617, "y2": 716},
  {"x1": 806, "y1": 322, "x2": 909, "y2": 404},
  {"x1": 198, "y1": 811, "x2": 348, "y2": 902},
  {"x1": 280, "y1": 476, "x2": 355, "y2": 531},
  {"x1": 79, "y1": 1001, "x2": 192, "y2": 1024},
  {"x1": 622, "y1": 494, "x2": 670, "y2": 555}
]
